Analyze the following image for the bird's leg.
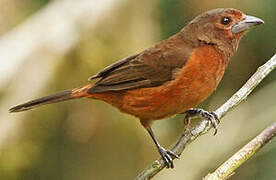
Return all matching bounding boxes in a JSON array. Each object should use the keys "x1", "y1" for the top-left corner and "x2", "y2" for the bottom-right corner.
[
  {"x1": 140, "y1": 120, "x2": 179, "y2": 168},
  {"x1": 183, "y1": 108, "x2": 219, "y2": 135},
  {"x1": 146, "y1": 127, "x2": 179, "y2": 168}
]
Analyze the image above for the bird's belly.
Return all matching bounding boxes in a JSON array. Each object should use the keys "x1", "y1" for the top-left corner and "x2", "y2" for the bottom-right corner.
[{"x1": 92, "y1": 46, "x2": 226, "y2": 120}]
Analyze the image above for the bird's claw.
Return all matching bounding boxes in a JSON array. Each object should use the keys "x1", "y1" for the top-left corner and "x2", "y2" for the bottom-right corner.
[
  {"x1": 158, "y1": 146, "x2": 179, "y2": 168},
  {"x1": 184, "y1": 108, "x2": 219, "y2": 135},
  {"x1": 202, "y1": 111, "x2": 218, "y2": 135}
]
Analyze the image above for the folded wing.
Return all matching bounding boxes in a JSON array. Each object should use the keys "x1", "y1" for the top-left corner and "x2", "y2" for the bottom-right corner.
[{"x1": 88, "y1": 35, "x2": 192, "y2": 93}]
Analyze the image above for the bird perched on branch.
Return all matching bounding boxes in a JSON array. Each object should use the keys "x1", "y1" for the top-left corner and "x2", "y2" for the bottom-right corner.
[{"x1": 10, "y1": 8, "x2": 264, "y2": 168}]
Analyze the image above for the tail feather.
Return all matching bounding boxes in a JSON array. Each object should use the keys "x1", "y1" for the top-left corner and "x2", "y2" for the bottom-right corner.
[
  {"x1": 9, "y1": 84, "x2": 95, "y2": 113},
  {"x1": 9, "y1": 90, "x2": 74, "y2": 113}
]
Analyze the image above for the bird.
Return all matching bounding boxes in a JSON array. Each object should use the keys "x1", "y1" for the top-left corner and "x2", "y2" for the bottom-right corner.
[{"x1": 9, "y1": 8, "x2": 264, "y2": 168}]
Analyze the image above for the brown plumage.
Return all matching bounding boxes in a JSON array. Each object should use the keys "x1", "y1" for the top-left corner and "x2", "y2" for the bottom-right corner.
[{"x1": 9, "y1": 8, "x2": 264, "y2": 168}]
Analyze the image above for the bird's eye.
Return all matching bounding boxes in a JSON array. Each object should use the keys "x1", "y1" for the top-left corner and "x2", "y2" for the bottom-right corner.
[{"x1": 221, "y1": 17, "x2": 231, "y2": 25}]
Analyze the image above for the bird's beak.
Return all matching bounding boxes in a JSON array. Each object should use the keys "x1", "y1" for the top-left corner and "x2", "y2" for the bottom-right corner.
[{"x1": 232, "y1": 15, "x2": 264, "y2": 34}]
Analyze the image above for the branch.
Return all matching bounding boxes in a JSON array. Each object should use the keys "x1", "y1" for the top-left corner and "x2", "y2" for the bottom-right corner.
[
  {"x1": 204, "y1": 121, "x2": 276, "y2": 180},
  {"x1": 134, "y1": 53, "x2": 276, "y2": 180}
]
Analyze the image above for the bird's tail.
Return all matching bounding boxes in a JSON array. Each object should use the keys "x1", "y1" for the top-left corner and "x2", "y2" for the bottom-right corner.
[{"x1": 9, "y1": 84, "x2": 94, "y2": 113}]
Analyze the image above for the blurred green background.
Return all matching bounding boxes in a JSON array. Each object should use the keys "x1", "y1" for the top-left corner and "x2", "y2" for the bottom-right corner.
[{"x1": 0, "y1": 0, "x2": 275, "y2": 179}]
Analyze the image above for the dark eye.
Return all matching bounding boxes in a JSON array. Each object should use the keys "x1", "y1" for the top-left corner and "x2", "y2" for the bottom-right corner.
[{"x1": 221, "y1": 17, "x2": 231, "y2": 25}]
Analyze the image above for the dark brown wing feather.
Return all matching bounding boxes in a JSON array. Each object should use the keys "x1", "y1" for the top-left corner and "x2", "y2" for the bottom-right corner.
[
  {"x1": 88, "y1": 34, "x2": 193, "y2": 93},
  {"x1": 88, "y1": 53, "x2": 140, "y2": 80}
]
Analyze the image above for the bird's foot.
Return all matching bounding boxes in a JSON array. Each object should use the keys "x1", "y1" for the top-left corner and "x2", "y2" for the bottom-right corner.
[
  {"x1": 184, "y1": 108, "x2": 219, "y2": 135},
  {"x1": 158, "y1": 146, "x2": 179, "y2": 168}
]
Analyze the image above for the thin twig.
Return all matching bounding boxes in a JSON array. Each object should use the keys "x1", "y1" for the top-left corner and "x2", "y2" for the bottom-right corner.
[
  {"x1": 134, "y1": 53, "x2": 276, "y2": 180},
  {"x1": 204, "y1": 121, "x2": 276, "y2": 180}
]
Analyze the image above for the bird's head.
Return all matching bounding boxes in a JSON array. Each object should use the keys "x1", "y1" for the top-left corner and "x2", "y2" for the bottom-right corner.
[{"x1": 182, "y1": 8, "x2": 264, "y2": 56}]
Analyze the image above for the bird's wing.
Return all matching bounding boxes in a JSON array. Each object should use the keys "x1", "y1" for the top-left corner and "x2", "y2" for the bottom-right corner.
[{"x1": 88, "y1": 35, "x2": 192, "y2": 93}]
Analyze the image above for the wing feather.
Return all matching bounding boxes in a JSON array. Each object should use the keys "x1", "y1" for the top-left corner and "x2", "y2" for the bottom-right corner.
[{"x1": 88, "y1": 35, "x2": 193, "y2": 93}]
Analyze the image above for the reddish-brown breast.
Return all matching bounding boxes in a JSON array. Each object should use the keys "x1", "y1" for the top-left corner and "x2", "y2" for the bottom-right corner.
[{"x1": 90, "y1": 45, "x2": 226, "y2": 120}]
